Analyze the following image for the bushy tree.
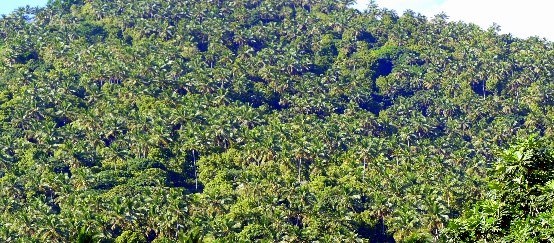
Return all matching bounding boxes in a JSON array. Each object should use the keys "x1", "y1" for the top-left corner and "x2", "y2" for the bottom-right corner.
[{"x1": 443, "y1": 136, "x2": 554, "y2": 242}]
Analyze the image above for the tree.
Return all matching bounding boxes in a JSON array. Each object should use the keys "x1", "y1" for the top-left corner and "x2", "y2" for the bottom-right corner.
[{"x1": 443, "y1": 135, "x2": 554, "y2": 242}]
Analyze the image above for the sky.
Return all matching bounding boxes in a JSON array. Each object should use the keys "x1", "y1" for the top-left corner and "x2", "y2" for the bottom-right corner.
[
  {"x1": 352, "y1": 0, "x2": 554, "y2": 41},
  {"x1": 0, "y1": 0, "x2": 552, "y2": 40},
  {"x1": 0, "y1": 0, "x2": 48, "y2": 15}
]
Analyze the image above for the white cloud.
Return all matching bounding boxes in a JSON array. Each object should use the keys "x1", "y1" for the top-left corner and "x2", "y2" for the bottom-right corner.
[{"x1": 353, "y1": 0, "x2": 554, "y2": 41}]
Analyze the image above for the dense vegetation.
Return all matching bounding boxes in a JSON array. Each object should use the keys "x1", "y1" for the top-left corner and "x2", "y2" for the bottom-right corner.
[
  {"x1": 443, "y1": 136, "x2": 554, "y2": 242},
  {"x1": 1, "y1": 0, "x2": 554, "y2": 241}
]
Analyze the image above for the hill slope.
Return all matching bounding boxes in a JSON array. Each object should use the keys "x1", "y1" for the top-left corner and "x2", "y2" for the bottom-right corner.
[{"x1": 1, "y1": 0, "x2": 554, "y2": 241}]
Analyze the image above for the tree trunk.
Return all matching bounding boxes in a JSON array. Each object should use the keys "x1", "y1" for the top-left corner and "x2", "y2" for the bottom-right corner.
[
  {"x1": 193, "y1": 150, "x2": 198, "y2": 190},
  {"x1": 298, "y1": 158, "x2": 302, "y2": 184},
  {"x1": 362, "y1": 157, "x2": 366, "y2": 182},
  {"x1": 483, "y1": 80, "x2": 486, "y2": 100}
]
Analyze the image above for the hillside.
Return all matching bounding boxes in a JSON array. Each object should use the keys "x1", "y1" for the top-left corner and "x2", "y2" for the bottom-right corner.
[{"x1": 1, "y1": 0, "x2": 554, "y2": 241}]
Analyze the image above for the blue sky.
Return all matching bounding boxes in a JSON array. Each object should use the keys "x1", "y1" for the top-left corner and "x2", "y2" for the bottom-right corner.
[
  {"x1": 0, "y1": 0, "x2": 48, "y2": 15},
  {"x1": 1, "y1": 0, "x2": 552, "y2": 41},
  {"x1": 353, "y1": 0, "x2": 553, "y2": 41}
]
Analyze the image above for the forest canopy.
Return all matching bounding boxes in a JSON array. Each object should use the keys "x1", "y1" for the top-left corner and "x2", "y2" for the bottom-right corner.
[{"x1": 1, "y1": 0, "x2": 554, "y2": 242}]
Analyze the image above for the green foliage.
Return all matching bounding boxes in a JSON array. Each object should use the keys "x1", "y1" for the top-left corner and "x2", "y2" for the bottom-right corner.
[
  {"x1": 178, "y1": 229, "x2": 203, "y2": 243},
  {"x1": 1, "y1": 0, "x2": 554, "y2": 242},
  {"x1": 75, "y1": 227, "x2": 95, "y2": 243},
  {"x1": 443, "y1": 136, "x2": 554, "y2": 242},
  {"x1": 115, "y1": 231, "x2": 146, "y2": 243}
]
